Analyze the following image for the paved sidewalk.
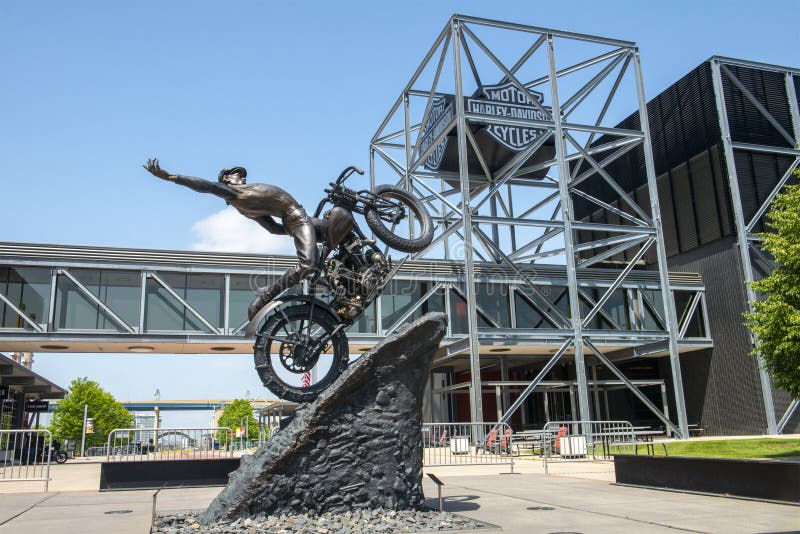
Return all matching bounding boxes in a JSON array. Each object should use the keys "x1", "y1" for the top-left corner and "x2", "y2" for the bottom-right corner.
[
  {"x1": 421, "y1": 473, "x2": 800, "y2": 533},
  {"x1": 0, "y1": 467, "x2": 796, "y2": 533},
  {"x1": 0, "y1": 462, "x2": 101, "y2": 493},
  {"x1": 0, "y1": 490, "x2": 153, "y2": 533}
]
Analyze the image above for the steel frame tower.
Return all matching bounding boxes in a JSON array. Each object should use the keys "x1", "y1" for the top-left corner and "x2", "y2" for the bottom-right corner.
[
  {"x1": 710, "y1": 57, "x2": 800, "y2": 434},
  {"x1": 370, "y1": 15, "x2": 690, "y2": 437}
]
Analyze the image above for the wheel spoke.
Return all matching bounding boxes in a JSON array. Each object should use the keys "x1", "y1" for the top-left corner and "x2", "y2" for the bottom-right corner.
[
  {"x1": 281, "y1": 322, "x2": 292, "y2": 338},
  {"x1": 278, "y1": 307, "x2": 293, "y2": 327},
  {"x1": 265, "y1": 335, "x2": 299, "y2": 345},
  {"x1": 256, "y1": 304, "x2": 346, "y2": 400}
]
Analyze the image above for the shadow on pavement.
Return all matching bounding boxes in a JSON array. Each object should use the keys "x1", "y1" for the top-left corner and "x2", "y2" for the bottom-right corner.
[{"x1": 425, "y1": 494, "x2": 481, "y2": 512}]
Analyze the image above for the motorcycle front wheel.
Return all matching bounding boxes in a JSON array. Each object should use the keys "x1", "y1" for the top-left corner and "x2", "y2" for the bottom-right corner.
[
  {"x1": 253, "y1": 304, "x2": 349, "y2": 403},
  {"x1": 54, "y1": 451, "x2": 67, "y2": 464},
  {"x1": 365, "y1": 185, "x2": 434, "y2": 253}
]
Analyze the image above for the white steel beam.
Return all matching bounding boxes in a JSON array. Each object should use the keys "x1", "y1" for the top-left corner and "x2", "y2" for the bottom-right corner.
[
  {"x1": 711, "y1": 58, "x2": 777, "y2": 434},
  {"x1": 0, "y1": 290, "x2": 44, "y2": 332},
  {"x1": 148, "y1": 272, "x2": 219, "y2": 335},
  {"x1": 548, "y1": 33, "x2": 592, "y2": 430},
  {"x1": 452, "y1": 19, "x2": 484, "y2": 425},
  {"x1": 59, "y1": 269, "x2": 135, "y2": 334},
  {"x1": 635, "y1": 49, "x2": 689, "y2": 438}
]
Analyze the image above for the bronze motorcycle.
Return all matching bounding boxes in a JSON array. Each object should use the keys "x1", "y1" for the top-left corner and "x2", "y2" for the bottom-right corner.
[{"x1": 247, "y1": 166, "x2": 433, "y2": 402}]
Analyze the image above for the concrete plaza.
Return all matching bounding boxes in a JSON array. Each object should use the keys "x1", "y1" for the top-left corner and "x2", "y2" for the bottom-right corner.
[{"x1": 0, "y1": 456, "x2": 797, "y2": 533}]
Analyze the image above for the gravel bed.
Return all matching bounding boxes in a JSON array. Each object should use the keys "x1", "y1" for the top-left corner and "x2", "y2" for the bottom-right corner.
[{"x1": 152, "y1": 508, "x2": 483, "y2": 533}]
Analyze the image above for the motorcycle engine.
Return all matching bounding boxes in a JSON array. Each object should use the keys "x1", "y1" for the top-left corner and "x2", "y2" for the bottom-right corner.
[{"x1": 326, "y1": 248, "x2": 388, "y2": 322}]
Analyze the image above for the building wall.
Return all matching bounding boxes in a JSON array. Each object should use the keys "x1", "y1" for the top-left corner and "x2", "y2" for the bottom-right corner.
[
  {"x1": 669, "y1": 238, "x2": 769, "y2": 434},
  {"x1": 576, "y1": 59, "x2": 800, "y2": 435}
]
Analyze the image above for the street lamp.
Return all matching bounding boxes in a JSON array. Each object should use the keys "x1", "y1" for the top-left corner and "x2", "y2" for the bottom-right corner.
[{"x1": 80, "y1": 404, "x2": 88, "y2": 458}]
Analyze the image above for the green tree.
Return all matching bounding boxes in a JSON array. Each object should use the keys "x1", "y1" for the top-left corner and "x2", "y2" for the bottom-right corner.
[
  {"x1": 50, "y1": 377, "x2": 133, "y2": 449},
  {"x1": 745, "y1": 176, "x2": 800, "y2": 399},
  {"x1": 217, "y1": 399, "x2": 259, "y2": 443}
]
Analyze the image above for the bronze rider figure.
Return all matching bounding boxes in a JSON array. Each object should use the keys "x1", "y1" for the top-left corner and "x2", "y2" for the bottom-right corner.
[{"x1": 143, "y1": 159, "x2": 353, "y2": 321}]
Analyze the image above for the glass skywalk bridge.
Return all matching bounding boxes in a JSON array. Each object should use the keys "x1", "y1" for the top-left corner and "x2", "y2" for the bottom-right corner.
[{"x1": 0, "y1": 242, "x2": 710, "y2": 360}]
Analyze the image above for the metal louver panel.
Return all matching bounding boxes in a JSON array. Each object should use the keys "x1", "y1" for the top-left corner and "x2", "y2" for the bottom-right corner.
[
  {"x1": 671, "y1": 163, "x2": 699, "y2": 252},
  {"x1": 689, "y1": 151, "x2": 723, "y2": 245},
  {"x1": 733, "y1": 152, "x2": 797, "y2": 232},
  {"x1": 723, "y1": 66, "x2": 794, "y2": 148},
  {"x1": 656, "y1": 173, "x2": 680, "y2": 256}
]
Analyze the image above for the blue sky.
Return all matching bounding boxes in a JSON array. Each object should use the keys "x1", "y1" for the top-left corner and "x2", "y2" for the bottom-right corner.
[{"x1": 3, "y1": 0, "x2": 798, "y2": 426}]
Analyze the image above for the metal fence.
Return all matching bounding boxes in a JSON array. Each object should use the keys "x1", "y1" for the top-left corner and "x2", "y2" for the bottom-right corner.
[
  {"x1": 540, "y1": 420, "x2": 635, "y2": 472},
  {"x1": 85, "y1": 445, "x2": 109, "y2": 457},
  {"x1": 257, "y1": 425, "x2": 279, "y2": 447},
  {"x1": 105, "y1": 427, "x2": 234, "y2": 462},
  {"x1": 422, "y1": 422, "x2": 515, "y2": 472},
  {"x1": 0, "y1": 429, "x2": 53, "y2": 491}
]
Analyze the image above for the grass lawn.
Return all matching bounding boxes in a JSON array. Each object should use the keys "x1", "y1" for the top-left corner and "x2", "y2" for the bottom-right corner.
[
  {"x1": 519, "y1": 438, "x2": 800, "y2": 460},
  {"x1": 655, "y1": 438, "x2": 800, "y2": 459}
]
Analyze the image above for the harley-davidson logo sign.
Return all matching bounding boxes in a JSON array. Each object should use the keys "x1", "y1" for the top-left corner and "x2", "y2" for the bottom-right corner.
[
  {"x1": 467, "y1": 81, "x2": 550, "y2": 150},
  {"x1": 418, "y1": 96, "x2": 454, "y2": 170},
  {"x1": 417, "y1": 81, "x2": 552, "y2": 173}
]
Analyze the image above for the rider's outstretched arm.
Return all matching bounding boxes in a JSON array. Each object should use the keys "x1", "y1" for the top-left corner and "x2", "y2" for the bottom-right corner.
[
  {"x1": 144, "y1": 158, "x2": 237, "y2": 201},
  {"x1": 254, "y1": 216, "x2": 287, "y2": 235},
  {"x1": 172, "y1": 174, "x2": 237, "y2": 200}
]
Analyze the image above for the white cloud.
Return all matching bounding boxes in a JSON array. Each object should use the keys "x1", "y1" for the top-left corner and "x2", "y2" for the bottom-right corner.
[{"x1": 190, "y1": 207, "x2": 295, "y2": 255}]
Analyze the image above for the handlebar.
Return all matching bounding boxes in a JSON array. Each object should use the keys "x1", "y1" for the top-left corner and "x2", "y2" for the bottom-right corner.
[
  {"x1": 313, "y1": 198, "x2": 327, "y2": 218},
  {"x1": 335, "y1": 165, "x2": 365, "y2": 185},
  {"x1": 314, "y1": 166, "x2": 365, "y2": 218}
]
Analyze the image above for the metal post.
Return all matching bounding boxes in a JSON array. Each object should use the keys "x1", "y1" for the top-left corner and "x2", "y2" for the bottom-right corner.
[
  {"x1": 567, "y1": 384, "x2": 576, "y2": 421},
  {"x1": 507, "y1": 184, "x2": 517, "y2": 252},
  {"x1": 12, "y1": 391, "x2": 25, "y2": 429},
  {"x1": 495, "y1": 385, "x2": 502, "y2": 422},
  {"x1": 500, "y1": 357, "x2": 510, "y2": 417},
  {"x1": 710, "y1": 58, "x2": 777, "y2": 434},
  {"x1": 223, "y1": 273, "x2": 230, "y2": 334},
  {"x1": 633, "y1": 49, "x2": 689, "y2": 438},
  {"x1": 47, "y1": 269, "x2": 57, "y2": 331},
  {"x1": 452, "y1": 18, "x2": 484, "y2": 426},
  {"x1": 521, "y1": 393, "x2": 529, "y2": 427},
  {"x1": 138, "y1": 271, "x2": 147, "y2": 334},
  {"x1": 543, "y1": 390, "x2": 550, "y2": 422},
  {"x1": 786, "y1": 71, "x2": 800, "y2": 141},
  {"x1": 547, "y1": 34, "x2": 592, "y2": 430},
  {"x1": 490, "y1": 196, "x2": 500, "y2": 246},
  {"x1": 591, "y1": 365, "x2": 602, "y2": 420},
  {"x1": 660, "y1": 383, "x2": 671, "y2": 437},
  {"x1": 80, "y1": 403, "x2": 87, "y2": 458}
]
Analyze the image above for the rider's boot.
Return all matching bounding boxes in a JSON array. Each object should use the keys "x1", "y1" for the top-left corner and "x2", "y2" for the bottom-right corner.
[
  {"x1": 247, "y1": 286, "x2": 279, "y2": 321},
  {"x1": 247, "y1": 265, "x2": 316, "y2": 320}
]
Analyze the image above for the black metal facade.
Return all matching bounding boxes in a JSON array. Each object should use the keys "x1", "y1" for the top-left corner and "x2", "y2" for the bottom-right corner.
[
  {"x1": 669, "y1": 238, "x2": 768, "y2": 435},
  {"x1": 578, "y1": 60, "x2": 799, "y2": 435}
]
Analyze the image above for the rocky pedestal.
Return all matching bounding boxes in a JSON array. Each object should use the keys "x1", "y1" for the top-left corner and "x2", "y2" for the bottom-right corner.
[{"x1": 201, "y1": 312, "x2": 447, "y2": 524}]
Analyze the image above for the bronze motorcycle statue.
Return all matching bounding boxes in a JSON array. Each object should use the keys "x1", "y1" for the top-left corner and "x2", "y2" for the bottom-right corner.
[{"x1": 246, "y1": 166, "x2": 433, "y2": 402}]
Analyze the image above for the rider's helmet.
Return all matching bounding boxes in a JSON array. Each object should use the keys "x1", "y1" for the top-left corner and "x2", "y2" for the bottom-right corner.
[{"x1": 218, "y1": 167, "x2": 247, "y2": 185}]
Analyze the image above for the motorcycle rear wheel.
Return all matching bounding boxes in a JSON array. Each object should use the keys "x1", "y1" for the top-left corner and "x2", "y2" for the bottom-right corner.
[
  {"x1": 253, "y1": 304, "x2": 349, "y2": 403},
  {"x1": 365, "y1": 185, "x2": 434, "y2": 253}
]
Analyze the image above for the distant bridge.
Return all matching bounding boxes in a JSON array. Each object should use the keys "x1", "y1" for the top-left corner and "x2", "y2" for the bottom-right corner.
[{"x1": 48, "y1": 398, "x2": 280, "y2": 412}]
